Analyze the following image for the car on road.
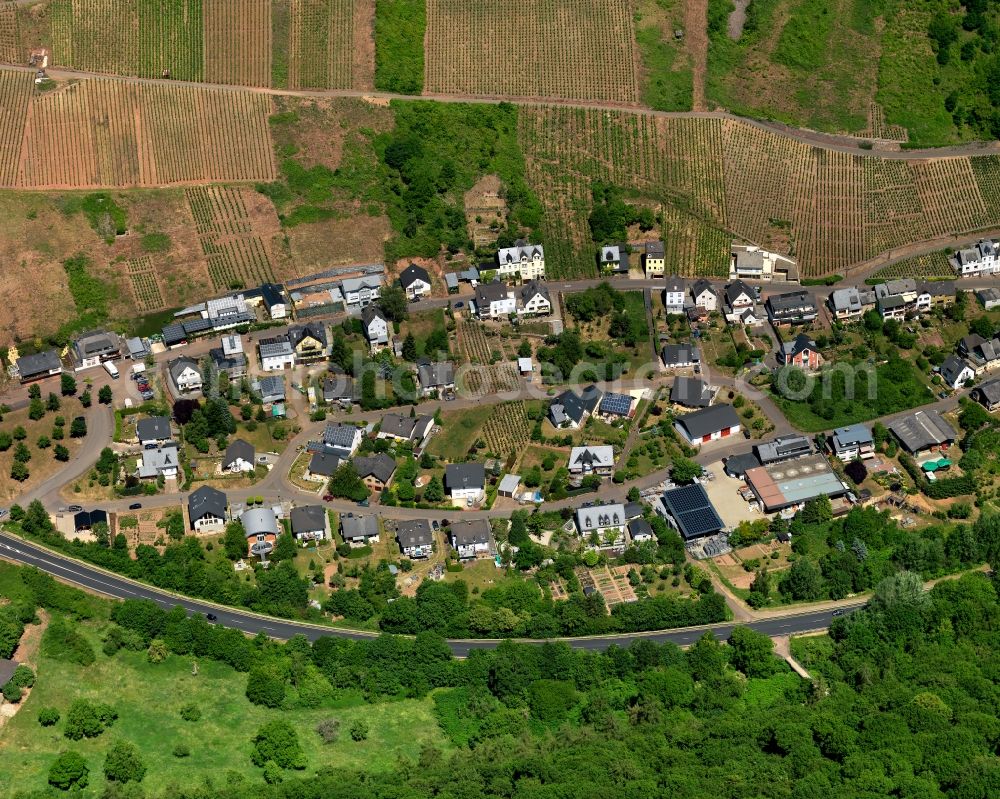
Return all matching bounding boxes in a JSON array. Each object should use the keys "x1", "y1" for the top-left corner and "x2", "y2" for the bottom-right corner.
[
  {"x1": 454, "y1": 301, "x2": 464, "y2": 308},
  {"x1": 128, "y1": 502, "x2": 142, "y2": 510},
  {"x1": 357, "y1": 498, "x2": 369, "y2": 507},
  {"x1": 67, "y1": 504, "x2": 83, "y2": 512},
  {"x1": 831, "y1": 608, "x2": 847, "y2": 617},
  {"x1": 322, "y1": 494, "x2": 334, "y2": 502},
  {"x1": 205, "y1": 613, "x2": 218, "y2": 622}
]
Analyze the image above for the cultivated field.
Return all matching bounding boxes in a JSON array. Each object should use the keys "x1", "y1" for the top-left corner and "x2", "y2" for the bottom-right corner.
[
  {"x1": 518, "y1": 105, "x2": 1000, "y2": 278},
  {"x1": 204, "y1": 0, "x2": 272, "y2": 86},
  {"x1": 423, "y1": 0, "x2": 639, "y2": 103},
  {"x1": 0, "y1": 0, "x2": 18, "y2": 63},
  {"x1": 286, "y1": 0, "x2": 354, "y2": 89},
  {"x1": 0, "y1": 70, "x2": 276, "y2": 188}
]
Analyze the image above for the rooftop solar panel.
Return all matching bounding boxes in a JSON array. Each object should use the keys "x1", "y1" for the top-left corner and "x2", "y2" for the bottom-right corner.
[
  {"x1": 600, "y1": 393, "x2": 632, "y2": 415},
  {"x1": 661, "y1": 483, "x2": 723, "y2": 540}
]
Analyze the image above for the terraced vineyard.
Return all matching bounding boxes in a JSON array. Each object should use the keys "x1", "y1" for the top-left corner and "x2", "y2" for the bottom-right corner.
[
  {"x1": 126, "y1": 256, "x2": 166, "y2": 311},
  {"x1": 0, "y1": 0, "x2": 18, "y2": 63},
  {"x1": 871, "y1": 251, "x2": 954, "y2": 281},
  {"x1": 425, "y1": 0, "x2": 639, "y2": 103},
  {"x1": 186, "y1": 186, "x2": 276, "y2": 290},
  {"x1": 481, "y1": 402, "x2": 531, "y2": 457},
  {"x1": 457, "y1": 320, "x2": 519, "y2": 395},
  {"x1": 203, "y1": 0, "x2": 272, "y2": 85},
  {"x1": 286, "y1": 0, "x2": 354, "y2": 89},
  {"x1": 519, "y1": 106, "x2": 1000, "y2": 278},
  {"x1": 1, "y1": 71, "x2": 275, "y2": 188}
]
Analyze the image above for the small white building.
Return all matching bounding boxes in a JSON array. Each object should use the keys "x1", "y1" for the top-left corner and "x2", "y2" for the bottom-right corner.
[
  {"x1": 518, "y1": 281, "x2": 551, "y2": 315},
  {"x1": 497, "y1": 240, "x2": 545, "y2": 282},
  {"x1": 399, "y1": 263, "x2": 432, "y2": 299},
  {"x1": 445, "y1": 463, "x2": 486, "y2": 503},
  {"x1": 663, "y1": 276, "x2": 686, "y2": 314},
  {"x1": 222, "y1": 439, "x2": 256, "y2": 474},
  {"x1": 690, "y1": 280, "x2": 718, "y2": 312},
  {"x1": 475, "y1": 282, "x2": 516, "y2": 319},
  {"x1": 258, "y1": 336, "x2": 296, "y2": 371},
  {"x1": 168, "y1": 357, "x2": 202, "y2": 393},
  {"x1": 568, "y1": 446, "x2": 615, "y2": 476},
  {"x1": 950, "y1": 239, "x2": 1000, "y2": 276}
]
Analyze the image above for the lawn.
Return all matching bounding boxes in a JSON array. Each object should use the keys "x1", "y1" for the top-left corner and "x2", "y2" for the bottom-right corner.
[
  {"x1": 425, "y1": 407, "x2": 482, "y2": 461},
  {"x1": 400, "y1": 308, "x2": 448, "y2": 358},
  {"x1": 442, "y1": 559, "x2": 513, "y2": 593},
  {"x1": 0, "y1": 622, "x2": 449, "y2": 796}
]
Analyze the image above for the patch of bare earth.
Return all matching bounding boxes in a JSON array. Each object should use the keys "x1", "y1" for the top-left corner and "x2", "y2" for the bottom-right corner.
[
  {"x1": 684, "y1": 0, "x2": 709, "y2": 110},
  {"x1": 284, "y1": 214, "x2": 393, "y2": 272},
  {"x1": 352, "y1": 0, "x2": 376, "y2": 90},
  {"x1": 464, "y1": 174, "x2": 508, "y2": 250}
]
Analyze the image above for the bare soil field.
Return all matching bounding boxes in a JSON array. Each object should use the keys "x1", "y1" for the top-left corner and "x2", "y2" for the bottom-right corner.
[{"x1": 424, "y1": 0, "x2": 639, "y2": 104}]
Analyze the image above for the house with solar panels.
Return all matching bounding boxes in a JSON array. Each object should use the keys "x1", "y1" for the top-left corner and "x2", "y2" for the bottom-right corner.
[
  {"x1": 597, "y1": 391, "x2": 635, "y2": 420},
  {"x1": 659, "y1": 484, "x2": 724, "y2": 541}
]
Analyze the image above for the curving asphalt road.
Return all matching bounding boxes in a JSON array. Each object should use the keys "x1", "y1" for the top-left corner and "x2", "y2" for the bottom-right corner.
[{"x1": 0, "y1": 530, "x2": 860, "y2": 654}]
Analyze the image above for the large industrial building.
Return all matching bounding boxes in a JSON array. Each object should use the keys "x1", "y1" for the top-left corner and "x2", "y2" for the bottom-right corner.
[{"x1": 742, "y1": 453, "x2": 848, "y2": 513}]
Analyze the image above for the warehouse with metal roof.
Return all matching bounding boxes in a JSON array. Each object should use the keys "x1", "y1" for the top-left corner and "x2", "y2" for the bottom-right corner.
[{"x1": 743, "y1": 453, "x2": 848, "y2": 513}]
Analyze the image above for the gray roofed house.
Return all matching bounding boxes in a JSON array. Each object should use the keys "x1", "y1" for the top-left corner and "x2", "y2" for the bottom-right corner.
[
  {"x1": 670, "y1": 376, "x2": 712, "y2": 408},
  {"x1": 661, "y1": 343, "x2": 700, "y2": 368},
  {"x1": 830, "y1": 424, "x2": 875, "y2": 459},
  {"x1": 352, "y1": 453, "x2": 397, "y2": 488},
  {"x1": 379, "y1": 413, "x2": 434, "y2": 442},
  {"x1": 138, "y1": 442, "x2": 179, "y2": 479},
  {"x1": 598, "y1": 244, "x2": 629, "y2": 273},
  {"x1": 223, "y1": 439, "x2": 255, "y2": 472},
  {"x1": 16, "y1": 350, "x2": 62, "y2": 382},
  {"x1": 475, "y1": 281, "x2": 515, "y2": 317},
  {"x1": 575, "y1": 504, "x2": 627, "y2": 546},
  {"x1": 829, "y1": 287, "x2": 865, "y2": 318},
  {"x1": 766, "y1": 291, "x2": 818, "y2": 325},
  {"x1": 188, "y1": 485, "x2": 227, "y2": 531},
  {"x1": 674, "y1": 404, "x2": 741, "y2": 445},
  {"x1": 126, "y1": 337, "x2": 151, "y2": 359},
  {"x1": 940, "y1": 354, "x2": 974, "y2": 389},
  {"x1": 342, "y1": 514, "x2": 380, "y2": 545},
  {"x1": 161, "y1": 323, "x2": 187, "y2": 347},
  {"x1": 888, "y1": 410, "x2": 957, "y2": 454},
  {"x1": 399, "y1": 263, "x2": 432, "y2": 296},
  {"x1": 628, "y1": 518, "x2": 655, "y2": 543},
  {"x1": 71, "y1": 330, "x2": 120, "y2": 369},
  {"x1": 168, "y1": 356, "x2": 202, "y2": 392},
  {"x1": 306, "y1": 450, "x2": 342, "y2": 479},
  {"x1": 445, "y1": 463, "x2": 486, "y2": 495},
  {"x1": 973, "y1": 379, "x2": 1000, "y2": 411},
  {"x1": 725, "y1": 280, "x2": 756, "y2": 308},
  {"x1": 323, "y1": 423, "x2": 362, "y2": 454},
  {"x1": 977, "y1": 287, "x2": 1000, "y2": 310},
  {"x1": 323, "y1": 369, "x2": 355, "y2": 405},
  {"x1": 241, "y1": 507, "x2": 280, "y2": 546},
  {"x1": 450, "y1": 518, "x2": 495, "y2": 559},
  {"x1": 288, "y1": 323, "x2": 328, "y2": 360},
  {"x1": 754, "y1": 434, "x2": 812, "y2": 465},
  {"x1": 549, "y1": 384, "x2": 602, "y2": 428},
  {"x1": 417, "y1": 361, "x2": 455, "y2": 394},
  {"x1": 289, "y1": 505, "x2": 328, "y2": 541},
  {"x1": 691, "y1": 279, "x2": 718, "y2": 309},
  {"x1": 136, "y1": 416, "x2": 171, "y2": 444},
  {"x1": 518, "y1": 280, "x2": 551, "y2": 314},
  {"x1": 258, "y1": 375, "x2": 286, "y2": 405},
  {"x1": 396, "y1": 519, "x2": 433, "y2": 557},
  {"x1": 568, "y1": 445, "x2": 615, "y2": 474}
]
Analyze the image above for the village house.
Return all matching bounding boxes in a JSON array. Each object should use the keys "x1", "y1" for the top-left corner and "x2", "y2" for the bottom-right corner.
[
  {"x1": 888, "y1": 410, "x2": 956, "y2": 455},
  {"x1": 663, "y1": 276, "x2": 687, "y2": 314},
  {"x1": 202, "y1": 294, "x2": 254, "y2": 330},
  {"x1": 16, "y1": 350, "x2": 62, "y2": 383},
  {"x1": 137, "y1": 442, "x2": 179, "y2": 480},
  {"x1": 136, "y1": 416, "x2": 172, "y2": 447},
  {"x1": 828, "y1": 287, "x2": 870, "y2": 321},
  {"x1": 188, "y1": 485, "x2": 228, "y2": 532},
  {"x1": 518, "y1": 281, "x2": 551, "y2": 315},
  {"x1": 222, "y1": 439, "x2": 256, "y2": 474},
  {"x1": 674, "y1": 404, "x2": 742, "y2": 447},
  {"x1": 445, "y1": 463, "x2": 486, "y2": 504},
  {"x1": 417, "y1": 361, "x2": 455, "y2": 397},
  {"x1": 399, "y1": 263, "x2": 432, "y2": 299},
  {"x1": 754, "y1": 435, "x2": 812, "y2": 465},
  {"x1": 258, "y1": 336, "x2": 296, "y2": 371},
  {"x1": 168, "y1": 357, "x2": 202, "y2": 393},
  {"x1": 766, "y1": 291, "x2": 818, "y2": 326},
  {"x1": 628, "y1": 518, "x2": 655, "y2": 544},
  {"x1": 829, "y1": 424, "x2": 875, "y2": 460},
  {"x1": 305, "y1": 450, "x2": 342, "y2": 482},
  {"x1": 323, "y1": 423, "x2": 363, "y2": 457},
  {"x1": 243, "y1": 283, "x2": 288, "y2": 320},
  {"x1": 949, "y1": 239, "x2": 1000, "y2": 276},
  {"x1": 289, "y1": 505, "x2": 329, "y2": 542},
  {"x1": 670, "y1": 376, "x2": 713, "y2": 408},
  {"x1": 378, "y1": 413, "x2": 434, "y2": 444},
  {"x1": 342, "y1": 514, "x2": 380, "y2": 547},
  {"x1": 242, "y1": 507, "x2": 280, "y2": 558},
  {"x1": 643, "y1": 240, "x2": 665, "y2": 277},
  {"x1": 210, "y1": 334, "x2": 247, "y2": 379},
  {"x1": 568, "y1": 445, "x2": 615, "y2": 476},
  {"x1": 598, "y1": 391, "x2": 635, "y2": 420},
  {"x1": 576, "y1": 503, "x2": 628, "y2": 550},
  {"x1": 977, "y1": 287, "x2": 1000, "y2": 311},
  {"x1": 548, "y1": 384, "x2": 602, "y2": 428},
  {"x1": 474, "y1": 281, "x2": 517, "y2": 319},
  {"x1": 449, "y1": 519, "x2": 495, "y2": 560},
  {"x1": 940, "y1": 354, "x2": 975, "y2": 390},
  {"x1": 341, "y1": 275, "x2": 383, "y2": 309},
  {"x1": 71, "y1": 330, "x2": 120, "y2": 371},
  {"x1": 598, "y1": 244, "x2": 629, "y2": 275},
  {"x1": 661, "y1": 343, "x2": 699, "y2": 369},
  {"x1": 691, "y1": 280, "x2": 718, "y2": 312},
  {"x1": 972, "y1": 379, "x2": 1000, "y2": 411},
  {"x1": 257, "y1": 375, "x2": 286, "y2": 405},
  {"x1": 497, "y1": 240, "x2": 545, "y2": 281},
  {"x1": 362, "y1": 305, "x2": 389, "y2": 352},
  {"x1": 288, "y1": 323, "x2": 328, "y2": 362},
  {"x1": 323, "y1": 367, "x2": 355, "y2": 407},
  {"x1": 730, "y1": 243, "x2": 798, "y2": 282},
  {"x1": 396, "y1": 519, "x2": 433, "y2": 558},
  {"x1": 352, "y1": 453, "x2": 397, "y2": 493},
  {"x1": 725, "y1": 280, "x2": 756, "y2": 310},
  {"x1": 779, "y1": 334, "x2": 823, "y2": 370}
]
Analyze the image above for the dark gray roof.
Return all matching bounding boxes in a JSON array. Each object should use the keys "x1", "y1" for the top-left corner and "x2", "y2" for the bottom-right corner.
[
  {"x1": 645, "y1": 240, "x2": 664, "y2": 256},
  {"x1": 691, "y1": 279, "x2": 716, "y2": 300},
  {"x1": 888, "y1": 410, "x2": 956, "y2": 453},
  {"x1": 168, "y1": 357, "x2": 199, "y2": 382},
  {"x1": 288, "y1": 323, "x2": 327, "y2": 350},
  {"x1": 445, "y1": 463, "x2": 486, "y2": 491},
  {"x1": 188, "y1": 485, "x2": 227, "y2": 522},
  {"x1": 724, "y1": 452, "x2": 761, "y2": 477},
  {"x1": 725, "y1": 281, "x2": 756, "y2": 306},
  {"x1": 73, "y1": 509, "x2": 107, "y2": 531},
  {"x1": 519, "y1": 280, "x2": 550, "y2": 304},
  {"x1": 670, "y1": 376, "x2": 712, "y2": 408},
  {"x1": 628, "y1": 518, "x2": 654, "y2": 539},
  {"x1": 676, "y1": 404, "x2": 740, "y2": 439},
  {"x1": 783, "y1": 333, "x2": 816, "y2": 359},
  {"x1": 342, "y1": 514, "x2": 379, "y2": 540},
  {"x1": 73, "y1": 330, "x2": 119, "y2": 357},
  {"x1": 754, "y1": 435, "x2": 812, "y2": 464},
  {"x1": 16, "y1": 350, "x2": 61, "y2": 378},
  {"x1": 258, "y1": 375, "x2": 285, "y2": 399},
  {"x1": 0, "y1": 658, "x2": 18, "y2": 687},
  {"x1": 450, "y1": 519, "x2": 493, "y2": 547},
  {"x1": 162, "y1": 323, "x2": 187, "y2": 345},
  {"x1": 397, "y1": 519, "x2": 433, "y2": 548},
  {"x1": 767, "y1": 291, "x2": 817, "y2": 314},
  {"x1": 399, "y1": 263, "x2": 431, "y2": 289},
  {"x1": 136, "y1": 416, "x2": 171, "y2": 442},
  {"x1": 417, "y1": 361, "x2": 455, "y2": 388},
  {"x1": 476, "y1": 281, "x2": 512, "y2": 305},
  {"x1": 353, "y1": 453, "x2": 396, "y2": 484},
  {"x1": 307, "y1": 450, "x2": 342, "y2": 477},
  {"x1": 661, "y1": 344, "x2": 699, "y2": 365},
  {"x1": 290, "y1": 505, "x2": 326, "y2": 535},
  {"x1": 974, "y1": 379, "x2": 1000, "y2": 406},
  {"x1": 223, "y1": 438, "x2": 255, "y2": 468},
  {"x1": 183, "y1": 318, "x2": 213, "y2": 334},
  {"x1": 362, "y1": 304, "x2": 387, "y2": 328},
  {"x1": 940, "y1": 355, "x2": 971, "y2": 386},
  {"x1": 550, "y1": 384, "x2": 602, "y2": 425},
  {"x1": 661, "y1": 484, "x2": 723, "y2": 540},
  {"x1": 323, "y1": 373, "x2": 355, "y2": 401}
]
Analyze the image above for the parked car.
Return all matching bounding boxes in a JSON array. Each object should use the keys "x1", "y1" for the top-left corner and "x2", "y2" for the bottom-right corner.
[
  {"x1": 454, "y1": 301, "x2": 464, "y2": 308},
  {"x1": 128, "y1": 502, "x2": 142, "y2": 510},
  {"x1": 67, "y1": 504, "x2": 83, "y2": 512},
  {"x1": 357, "y1": 499, "x2": 369, "y2": 507},
  {"x1": 431, "y1": 520, "x2": 439, "y2": 530},
  {"x1": 322, "y1": 494, "x2": 334, "y2": 502}
]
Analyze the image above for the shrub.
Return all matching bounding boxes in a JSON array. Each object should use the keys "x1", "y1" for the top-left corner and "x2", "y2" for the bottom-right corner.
[
  {"x1": 316, "y1": 718, "x2": 340, "y2": 744},
  {"x1": 42, "y1": 618, "x2": 95, "y2": 666},
  {"x1": 350, "y1": 719, "x2": 369, "y2": 741},
  {"x1": 173, "y1": 743, "x2": 191, "y2": 758},
  {"x1": 251, "y1": 719, "x2": 306, "y2": 769},
  {"x1": 2, "y1": 681, "x2": 22, "y2": 702},
  {"x1": 48, "y1": 751, "x2": 89, "y2": 791},
  {"x1": 10, "y1": 664, "x2": 35, "y2": 688},
  {"x1": 179, "y1": 703, "x2": 201, "y2": 722},
  {"x1": 38, "y1": 707, "x2": 61, "y2": 727},
  {"x1": 103, "y1": 740, "x2": 146, "y2": 783},
  {"x1": 64, "y1": 699, "x2": 117, "y2": 740}
]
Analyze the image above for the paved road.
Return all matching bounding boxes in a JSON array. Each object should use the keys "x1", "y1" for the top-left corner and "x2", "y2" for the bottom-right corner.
[{"x1": 0, "y1": 531, "x2": 860, "y2": 654}]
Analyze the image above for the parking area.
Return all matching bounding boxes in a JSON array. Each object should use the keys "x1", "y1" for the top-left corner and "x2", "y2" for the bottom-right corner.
[{"x1": 701, "y1": 463, "x2": 765, "y2": 529}]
